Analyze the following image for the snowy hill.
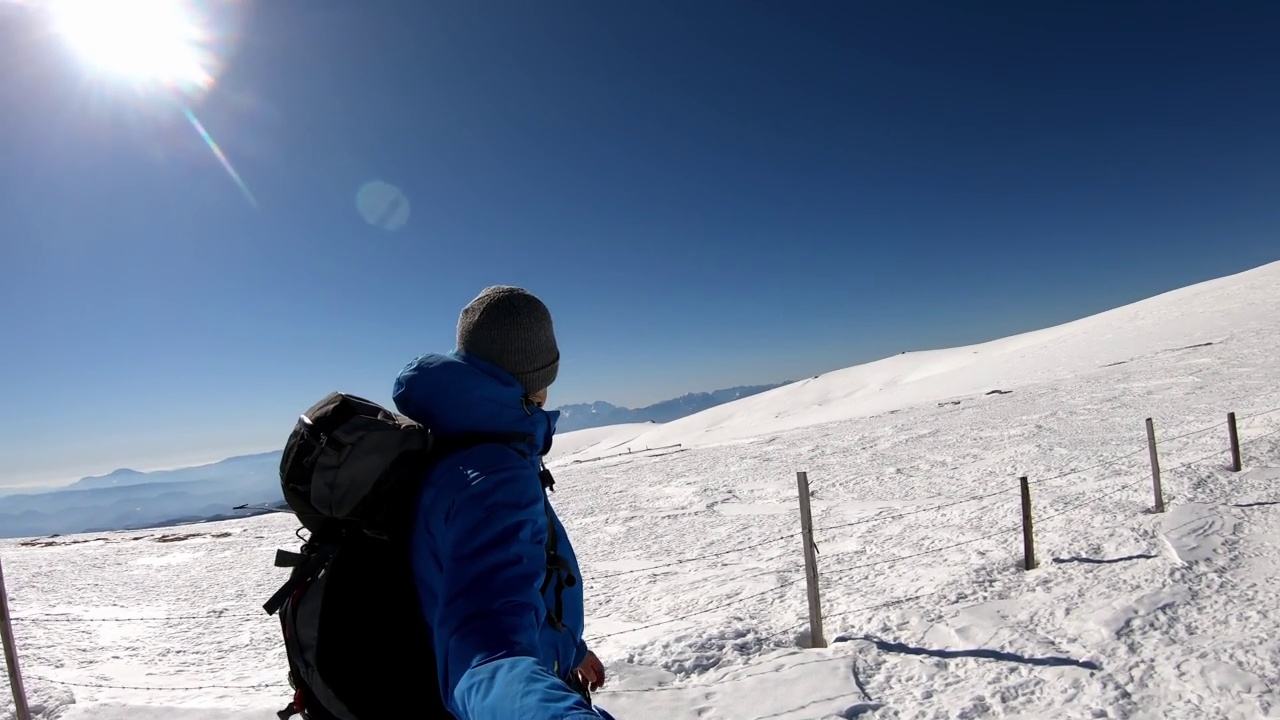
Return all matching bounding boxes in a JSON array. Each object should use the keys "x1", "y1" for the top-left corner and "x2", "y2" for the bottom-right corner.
[
  {"x1": 2, "y1": 261, "x2": 1280, "y2": 719},
  {"x1": 552, "y1": 261, "x2": 1280, "y2": 466},
  {"x1": 546, "y1": 422, "x2": 664, "y2": 464}
]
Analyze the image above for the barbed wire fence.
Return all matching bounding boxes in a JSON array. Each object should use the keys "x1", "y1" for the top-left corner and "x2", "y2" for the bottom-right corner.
[
  {"x1": 586, "y1": 404, "x2": 1280, "y2": 695},
  {"x1": 580, "y1": 404, "x2": 1280, "y2": 640},
  {"x1": 1, "y1": 403, "x2": 1278, "y2": 709}
]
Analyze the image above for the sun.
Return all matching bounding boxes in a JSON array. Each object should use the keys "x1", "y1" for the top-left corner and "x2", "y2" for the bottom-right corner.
[{"x1": 48, "y1": 0, "x2": 217, "y2": 92}]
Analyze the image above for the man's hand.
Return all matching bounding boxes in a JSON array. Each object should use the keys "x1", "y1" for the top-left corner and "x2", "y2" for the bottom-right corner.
[{"x1": 574, "y1": 650, "x2": 606, "y2": 692}]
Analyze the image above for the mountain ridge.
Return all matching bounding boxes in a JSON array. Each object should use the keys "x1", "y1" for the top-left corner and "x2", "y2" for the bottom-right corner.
[
  {"x1": 0, "y1": 384, "x2": 785, "y2": 537},
  {"x1": 553, "y1": 382, "x2": 791, "y2": 432}
]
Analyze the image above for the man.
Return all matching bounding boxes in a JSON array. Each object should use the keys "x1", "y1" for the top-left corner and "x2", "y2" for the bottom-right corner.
[{"x1": 391, "y1": 286, "x2": 612, "y2": 719}]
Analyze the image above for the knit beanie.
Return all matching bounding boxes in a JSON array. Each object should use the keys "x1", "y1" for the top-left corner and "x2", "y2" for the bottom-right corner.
[{"x1": 456, "y1": 286, "x2": 560, "y2": 395}]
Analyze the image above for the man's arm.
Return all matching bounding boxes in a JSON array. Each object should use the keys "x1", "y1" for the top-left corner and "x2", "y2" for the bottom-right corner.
[{"x1": 420, "y1": 449, "x2": 597, "y2": 720}]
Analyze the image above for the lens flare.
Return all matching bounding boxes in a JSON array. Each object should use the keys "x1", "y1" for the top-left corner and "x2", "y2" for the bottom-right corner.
[
  {"x1": 356, "y1": 181, "x2": 411, "y2": 231},
  {"x1": 182, "y1": 104, "x2": 257, "y2": 208}
]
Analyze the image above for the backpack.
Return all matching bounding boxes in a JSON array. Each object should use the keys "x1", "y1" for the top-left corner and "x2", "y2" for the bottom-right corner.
[{"x1": 262, "y1": 391, "x2": 577, "y2": 720}]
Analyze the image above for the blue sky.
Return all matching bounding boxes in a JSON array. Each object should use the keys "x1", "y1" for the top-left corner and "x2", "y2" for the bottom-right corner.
[{"x1": 2, "y1": 1, "x2": 1278, "y2": 488}]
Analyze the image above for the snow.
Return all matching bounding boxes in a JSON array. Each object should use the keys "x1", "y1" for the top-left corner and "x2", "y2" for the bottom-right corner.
[
  {"x1": 3, "y1": 259, "x2": 1280, "y2": 719},
  {"x1": 546, "y1": 422, "x2": 666, "y2": 465},
  {"x1": 552, "y1": 260, "x2": 1279, "y2": 464}
]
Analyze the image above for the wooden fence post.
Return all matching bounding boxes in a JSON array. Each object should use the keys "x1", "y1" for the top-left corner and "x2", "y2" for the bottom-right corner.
[
  {"x1": 795, "y1": 472, "x2": 826, "y2": 648},
  {"x1": 1019, "y1": 476, "x2": 1038, "y2": 570},
  {"x1": 1145, "y1": 417, "x2": 1165, "y2": 513},
  {"x1": 0, "y1": 554, "x2": 32, "y2": 720},
  {"x1": 1227, "y1": 412, "x2": 1242, "y2": 472}
]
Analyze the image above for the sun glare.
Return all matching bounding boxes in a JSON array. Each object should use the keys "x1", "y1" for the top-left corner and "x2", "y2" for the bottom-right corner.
[{"x1": 49, "y1": 0, "x2": 215, "y2": 92}]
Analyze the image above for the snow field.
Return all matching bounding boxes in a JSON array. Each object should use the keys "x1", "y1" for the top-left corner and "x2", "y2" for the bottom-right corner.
[{"x1": 2, "y1": 261, "x2": 1280, "y2": 718}]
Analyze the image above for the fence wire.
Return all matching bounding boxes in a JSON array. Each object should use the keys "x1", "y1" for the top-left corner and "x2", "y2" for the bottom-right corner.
[{"x1": 2, "y1": 403, "x2": 1277, "y2": 696}]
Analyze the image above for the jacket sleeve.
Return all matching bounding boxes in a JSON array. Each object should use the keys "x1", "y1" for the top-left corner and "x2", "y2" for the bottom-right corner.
[{"x1": 425, "y1": 449, "x2": 598, "y2": 720}]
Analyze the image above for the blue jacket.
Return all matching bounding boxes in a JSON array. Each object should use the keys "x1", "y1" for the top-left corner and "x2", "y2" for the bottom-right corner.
[{"x1": 392, "y1": 351, "x2": 597, "y2": 720}]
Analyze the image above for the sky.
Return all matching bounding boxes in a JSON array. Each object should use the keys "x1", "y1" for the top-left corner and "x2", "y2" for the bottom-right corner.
[{"x1": 1, "y1": 0, "x2": 1279, "y2": 488}]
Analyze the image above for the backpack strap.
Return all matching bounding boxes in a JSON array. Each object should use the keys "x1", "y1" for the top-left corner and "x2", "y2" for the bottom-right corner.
[
  {"x1": 264, "y1": 543, "x2": 339, "y2": 616},
  {"x1": 537, "y1": 464, "x2": 576, "y2": 633},
  {"x1": 430, "y1": 438, "x2": 577, "y2": 635}
]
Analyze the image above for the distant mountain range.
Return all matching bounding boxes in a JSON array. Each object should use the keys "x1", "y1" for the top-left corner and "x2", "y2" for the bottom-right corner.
[
  {"x1": 552, "y1": 382, "x2": 790, "y2": 432},
  {"x1": 0, "y1": 381, "x2": 789, "y2": 539},
  {"x1": 0, "y1": 452, "x2": 285, "y2": 539}
]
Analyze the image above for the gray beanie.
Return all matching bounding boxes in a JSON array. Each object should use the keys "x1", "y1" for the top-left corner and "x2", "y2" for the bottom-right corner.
[{"x1": 456, "y1": 285, "x2": 560, "y2": 395}]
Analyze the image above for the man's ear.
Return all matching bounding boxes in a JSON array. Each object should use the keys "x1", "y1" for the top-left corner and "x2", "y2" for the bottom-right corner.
[{"x1": 529, "y1": 387, "x2": 549, "y2": 408}]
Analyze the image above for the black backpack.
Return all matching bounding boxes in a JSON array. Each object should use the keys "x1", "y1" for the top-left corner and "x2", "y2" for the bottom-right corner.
[{"x1": 262, "y1": 391, "x2": 577, "y2": 720}]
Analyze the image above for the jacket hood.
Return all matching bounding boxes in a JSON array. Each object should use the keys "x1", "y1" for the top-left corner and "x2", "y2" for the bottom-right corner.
[{"x1": 391, "y1": 351, "x2": 559, "y2": 458}]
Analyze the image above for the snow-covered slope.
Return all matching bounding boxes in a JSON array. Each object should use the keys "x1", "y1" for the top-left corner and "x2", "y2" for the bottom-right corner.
[
  {"x1": 3, "y1": 261, "x2": 1280, "y2": 720},
  {"x1": 558, "y1": 261, "x2": 1280, "y2": 462},
  {"x1": 546, "y1": 422, "x2": 664, "y2": 464}
]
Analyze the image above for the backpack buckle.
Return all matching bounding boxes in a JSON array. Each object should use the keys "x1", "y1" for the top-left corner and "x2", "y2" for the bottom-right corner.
[
  {"x1": 274, "y1": 549, "x2": 305, "y2": 568},
  {"x1": 298, "y1": 415, "x2": 345, "y2": 468}
]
